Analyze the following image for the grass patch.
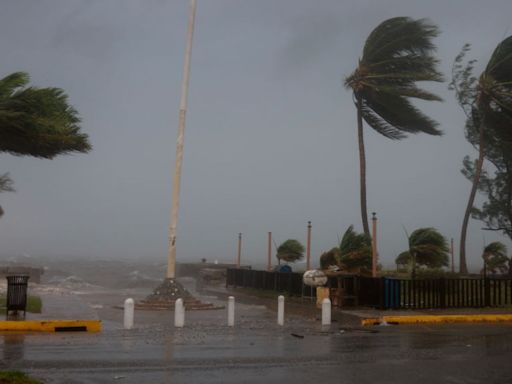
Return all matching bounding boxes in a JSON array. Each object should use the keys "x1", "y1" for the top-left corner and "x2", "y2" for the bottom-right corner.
[
  {"x1": 0, "y1": 296, "x2": 42, "y2": 315},
  {"x1": 0, "y1": 371, "x2": 42, "y2": 384}
]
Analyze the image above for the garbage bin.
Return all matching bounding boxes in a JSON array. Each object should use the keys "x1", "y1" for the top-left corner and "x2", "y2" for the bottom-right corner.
[{"x1": 6, "y1": 275, "x2": 30, "y2": 318}]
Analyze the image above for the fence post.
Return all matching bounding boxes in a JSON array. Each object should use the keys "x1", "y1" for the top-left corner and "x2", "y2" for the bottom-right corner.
[
  {"x1": 439, "y1": 278, "x2": 446, "y2": 309},
  {"x1": 484, "y1": 277, "x2": 491, "y2": 307},
  {"x1": 379, "y1": 277, "x2": 386, "y2": 309}
]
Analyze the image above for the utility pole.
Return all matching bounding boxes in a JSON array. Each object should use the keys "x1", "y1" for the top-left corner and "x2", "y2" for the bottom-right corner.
[
  {"x1": 371, "y1": 212, "x2": 378, "y2": 278},
  {"x1": 306, "y1": 221, "x2": 312, "y2": 270},
  {"x1": 167, "y1": 0, "x2": 197, "y2": 279},
  {"x1": 236, "y1": 233, "x2": 242, "y2": 268},
  {"x1": 267, "y1": 232, "x2": 272, "y2": 272}
]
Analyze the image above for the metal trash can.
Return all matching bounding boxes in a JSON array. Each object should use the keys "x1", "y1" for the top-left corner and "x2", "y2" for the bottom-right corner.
[{"x1": 6, "y1": 275, "x2": 30, "y2": 318}]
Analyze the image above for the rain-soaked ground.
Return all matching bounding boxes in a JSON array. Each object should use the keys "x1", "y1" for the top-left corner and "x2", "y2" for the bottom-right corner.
[{"x1": 1, "y1": 279, "x2": 512, "y2": 383}]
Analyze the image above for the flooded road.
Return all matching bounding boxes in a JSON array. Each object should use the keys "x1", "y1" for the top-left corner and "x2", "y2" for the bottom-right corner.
[{"x1": 1, "y1": 283, "x2": 512, "y2": 383}]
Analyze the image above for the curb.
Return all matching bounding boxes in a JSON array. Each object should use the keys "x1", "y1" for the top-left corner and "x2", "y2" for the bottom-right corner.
[
  {"x1": 362, "y1": 314, "x2": 512, "y2": 326},
  {"x1": 0, "y1": 320, "x2": 101, "y2": 332}
]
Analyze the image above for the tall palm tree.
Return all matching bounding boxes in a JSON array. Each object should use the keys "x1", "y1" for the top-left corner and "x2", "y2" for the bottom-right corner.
[
  {"x1": 345, "y1": 17, "x2": 444, "y2": 237},
  {"x1": 451, "y1": 36, "x2": 512, "y2": 274},
  {"x1": 401, "y1": 227, "x2": 449, "y2": 279}
]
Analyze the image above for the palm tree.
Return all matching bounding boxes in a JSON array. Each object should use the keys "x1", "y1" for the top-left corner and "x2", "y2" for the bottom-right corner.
[
  {"x1": 401, "y1": 227, "x2": 449, "y2": 279},
  {"x1": 482, "y1": 242, "x2": 509, "y2": 275},
  {"x1": 0, "y1": 71, "x2": 91, "y2": 216},
  {"x1": 451, "y1": 36, "x2": 512, "y2": 274},
  {"x1": 0, "y1": 72, "x2": 90, "y2": 158},
  {"x1": 339, "y1": 225, "x2": 372, "y2": 270},
  {"x1": 345, "y1": 17, "x2": 444, "y2": 237}
]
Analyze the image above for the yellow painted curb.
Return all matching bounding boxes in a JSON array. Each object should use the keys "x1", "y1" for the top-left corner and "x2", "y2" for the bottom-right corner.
[
  {"x1": 362, "y1": 314, "x2": 512, "y2": 326},
  {"x1": 0, "y1": 320, "x2": 101, "y2": 332}
]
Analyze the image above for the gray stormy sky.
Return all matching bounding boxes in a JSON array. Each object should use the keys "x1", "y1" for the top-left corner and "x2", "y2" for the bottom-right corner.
[{"x1": 1, "y1": 0, "x2": 511, "y2": 271}]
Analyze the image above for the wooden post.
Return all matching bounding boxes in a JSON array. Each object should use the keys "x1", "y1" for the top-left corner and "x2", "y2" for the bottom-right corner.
[
  {"x1": 267, "y1": 232, "x2": 272, "y2": 272},
  {"x1": 306, "y1": 221, "x2": 312, "y2": 270},
  {"x1": 371, "y1": 212, "x2": 378, "y2": 277},
  {"x1": 236, "y1": 233, "x2": 242, "y2": 268}
]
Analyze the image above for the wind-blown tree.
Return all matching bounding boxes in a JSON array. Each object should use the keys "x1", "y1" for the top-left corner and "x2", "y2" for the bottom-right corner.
[
  {"x1": 345, "y1": 17, "x2": 444, "y2": 237},
  {"x1": 319, "y1": 247, "x2": 341, "y2": 270},
  {"x1": 462, "y1": 143, "x2": 512, "y2": 242},
  {"x1": 0, "y1": 72, "x2": 91, "y2": 216},
  {"x1": 339, "y1": 225, "x2": 372, "y2": 270},
  {"x1": 276, "y1": 239, "x2": 304, "y2": 265},
  {"x1": 482, "y1": 241, "x2": 509, "y2": 275},
  {"x1": 450, "y1": 36, "x2": 512, "y2": 274},
  {"x1": 400, "y1": 227, "x2": 449, "y2": 278}
]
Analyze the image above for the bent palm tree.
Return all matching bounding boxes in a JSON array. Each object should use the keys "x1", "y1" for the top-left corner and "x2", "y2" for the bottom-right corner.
[
  {"x1": 402, "y1": 227, "x2": 449, "y2": 278},
  {"x1": 339, "y1": 225, "x2": 372, "y2": 270},
  {"x1": 0, "y1": 72, "x2": 90, "y2": 158},
  {"x1": 345, "y1": 17, "x2": 444, "y2": 237},
  {"x1": 0, "y1": 72, "x2": 91, "y2": 216},
  {"x1": 451, "y1": 36, "x2": 512, "y2": 273}
]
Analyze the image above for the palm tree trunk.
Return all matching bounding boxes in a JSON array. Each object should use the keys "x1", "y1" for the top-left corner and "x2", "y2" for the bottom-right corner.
[
  {"x1": 459, "y1": 121, "x2": 485, "y2": 274},
  {"x1": 356, "y1": 96, "x2": 370, "y2": 238}
]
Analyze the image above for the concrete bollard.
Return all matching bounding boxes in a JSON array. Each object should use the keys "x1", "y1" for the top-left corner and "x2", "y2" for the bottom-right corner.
[
  {"x1": 124, "y1": 298, "x2": 134, "y2": 330},
  {"x1": 277, "y1": 295, "x2": 285, "y2": 326},
  {"x1": 321, "y1": 298, "x2": 331, "y2": 326},
  {"x1": 174, "y1": 298, "x2": 185, "y2": 328},
  {"x1": 227, "y1": 296, "x2": 235, "y2": 327}
]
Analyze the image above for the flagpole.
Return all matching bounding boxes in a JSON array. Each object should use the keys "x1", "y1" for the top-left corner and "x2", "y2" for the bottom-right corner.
[{"x1": 167, "y1": 0, "x2": 197, "y2": 279}]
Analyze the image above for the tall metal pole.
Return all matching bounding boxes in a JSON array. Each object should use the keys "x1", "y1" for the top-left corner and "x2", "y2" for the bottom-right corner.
[
  {"x1": 371, "y1": 212, "x2": 377, "y2": 278},
  {"x1": 306, "y1": 221, "x2": 312, "y2": 270},
  {"x1": 236, "y1": 233, "x2": 242, "y2": 268},
  {"x1": 167, "y1": 0, "x2": 197, "y2": 279},
  {"x1": 267, "y1": 232, "x2": 272, "y2": 272}
]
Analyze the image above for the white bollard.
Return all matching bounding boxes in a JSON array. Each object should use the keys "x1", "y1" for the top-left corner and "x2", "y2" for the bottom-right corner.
[
  {"x1": 277, "y1": 295, "x2": 285, "y2": 326},
  {"x1": 124, "y1": 298, "x2": 134, "y2": 330},
  {"x1": 227, "y1": 296, "x2": 235, "y2": 327},
  {"x1": 174, "y1": 298, "x2": 185, "y2": 328},
  {"x1": 321, "y1": 298, "x2": 331, "y2": 326}
]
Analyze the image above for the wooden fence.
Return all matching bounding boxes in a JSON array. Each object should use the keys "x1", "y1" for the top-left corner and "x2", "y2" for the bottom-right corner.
[{"x1": 226, "y1": 268, "x2": 512, "y2": 309}]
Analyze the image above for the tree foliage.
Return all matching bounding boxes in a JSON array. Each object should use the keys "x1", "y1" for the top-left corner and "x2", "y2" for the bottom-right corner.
[
  {"x1": 399, "y1": 228, "x2": 449, "y2": 275},
  {"x1": 319, "y1": 247, "x2": 341, "y2": 269},
  {"x1": 345, "y1": 17, "x2": 444, "y2": 140},
  {"x1": 276, "y1": 239, "x2": 304, "y2": 264},
  {"x1": 0, "y1": 72, "x2": 91, "y2": 158},
  {"x1": 0, "y1": 72, "x2": 91, "y2": 216},
  {"x1": 339, "y1": 225, "x2": 372, "y2": 269},
  {"x1": 482, "y1": 241, "x2": 509, "y2": 274}
]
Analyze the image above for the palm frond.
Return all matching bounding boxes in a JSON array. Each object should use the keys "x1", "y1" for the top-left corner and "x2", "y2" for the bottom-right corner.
[{"x1": 362, "y1": 92, "x2": 442, "y2": 136}]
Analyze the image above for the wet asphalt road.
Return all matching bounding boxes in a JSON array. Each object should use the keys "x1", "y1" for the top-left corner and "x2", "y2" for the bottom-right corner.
[
  {"x1": 2, "y1": 308, "x2": 512, "y2": 383},
  {"x1": 1, "y1": 285, "x2": 512, "y2": 383}
]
